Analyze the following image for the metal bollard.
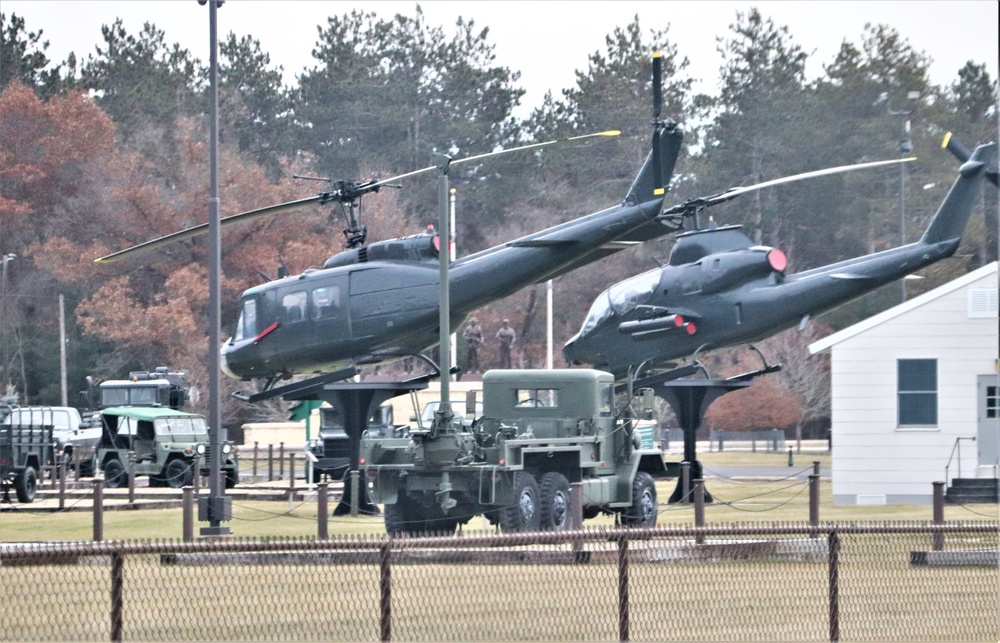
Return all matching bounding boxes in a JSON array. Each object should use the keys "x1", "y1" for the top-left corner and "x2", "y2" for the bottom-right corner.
[
  {"x1": 92, "y1": 478, "x2": 104, "y2": 542},
  {"x1": 932, "y1": 481, "x2": 945, "y2": 551},
  {"x1": 694, "y1": 479, "x2": 705, "y2": 545},
  {"x1": 788, "y1": 447, "x2": 793, "y2": 467},
  {"x1": 318, "y1": 482, "x2": 329, "y2": 540},
  {"x1": 127, "y1": 451, "x2": 136, "y2": 504},
  {"x1": 183, "y1": 486, "x2": 194, "y2": 542}
]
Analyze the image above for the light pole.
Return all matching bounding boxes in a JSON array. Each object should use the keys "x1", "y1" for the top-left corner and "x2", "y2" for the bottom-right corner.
[
  {"x1": 888, "y1": 91, "x2": 920, "y2": 302},
  {"x1": 1, "y1": 254, "x2": 16, "y2": 387}
]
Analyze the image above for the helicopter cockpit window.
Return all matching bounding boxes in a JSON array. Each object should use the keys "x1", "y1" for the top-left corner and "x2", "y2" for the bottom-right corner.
[
  {"x1": 312, "y1": 286, "x2": 341, "y2": 320},
  {"x1": 578, "y1": 291, "x2": 614, "y2": 337},
  {"x1": 608, "y1": 269, "x2": 659, "y2": 316},
  {"x1": 234, "y1": 299, "x2": 257, "y2": 342},
  {"x1": 282, "y1": 291, "x2": 307, "y2": 323}
]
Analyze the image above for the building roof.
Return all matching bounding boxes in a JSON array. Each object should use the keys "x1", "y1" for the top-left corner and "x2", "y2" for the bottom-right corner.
[{"x1": 808, "y1": 262, "x2": 998, "y2": 354}]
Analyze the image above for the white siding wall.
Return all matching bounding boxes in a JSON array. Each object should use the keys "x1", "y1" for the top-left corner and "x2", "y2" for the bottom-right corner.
[{"x1": 830, "y1": 271, "x2": 998, "y2": 504}]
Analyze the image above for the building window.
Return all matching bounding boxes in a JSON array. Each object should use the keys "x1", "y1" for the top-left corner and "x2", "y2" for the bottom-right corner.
[
  {"x1": 987, "y1": 385, "x2": 998, "y2": 420},
  {"x1": 897, "y1": 359, "x2": 937, "y2": 427}
]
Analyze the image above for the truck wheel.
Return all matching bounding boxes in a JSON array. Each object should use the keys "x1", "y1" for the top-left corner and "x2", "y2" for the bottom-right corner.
[
  {"x1": 622, "y1": 472, "x2": 657, "y2": 527},
  {"x1": 79, "y1": 456, "x2": 96, "y2": 478},
  {"x1": 225, "y1": 462, "x2": 239, "y2": 489},
  {"x1": 14, "y1": 466, "x2": 37, "y2": 503},
  {"x1": 500, "y1": 471, "x2": 541, "y2": 533},
  {"x1": 165, "y1": 459, "x2": 193, "y2": 488},
  {"x1": 103, "y1": 459, "x2": 127, "y2": 488},
  {"x1": 539, "y1": 472, "x2": 572, "y2": 530},
  {"x1": 384, "y1": 498, "x2": 413, "y2": 537}
]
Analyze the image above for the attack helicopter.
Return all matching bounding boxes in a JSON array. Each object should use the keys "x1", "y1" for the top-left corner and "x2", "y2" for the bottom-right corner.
[
  {"x1": 97, "y1": 54, "x2": 687, "y2": 399},
  {"x1": 563, "y1": 134, "x2": 997, "y2": 379}
]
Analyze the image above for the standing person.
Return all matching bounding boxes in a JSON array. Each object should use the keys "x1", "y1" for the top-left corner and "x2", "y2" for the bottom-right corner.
[
  {"x1": 462, "y1": 317, "x2": 484, "y2": 374},
  {"x1": 496, "y1": 319, "x2": 516, "y2": 369}
]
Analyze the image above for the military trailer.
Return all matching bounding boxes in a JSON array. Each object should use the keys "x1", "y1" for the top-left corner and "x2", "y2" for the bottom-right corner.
[
  {"x1": 361, "y1": 369, "x2": 669, "y2": 535},
  {"x1": 97, "y1": 407, "x2": 238, "y2": 489},
  {"x1": 0, "y1": 422, "x2": 54, "y2": 503}
]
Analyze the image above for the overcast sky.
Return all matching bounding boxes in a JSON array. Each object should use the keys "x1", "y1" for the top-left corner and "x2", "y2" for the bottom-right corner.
[{"x1": 5, "y1": 0, "x2": 999, "y2": 119}]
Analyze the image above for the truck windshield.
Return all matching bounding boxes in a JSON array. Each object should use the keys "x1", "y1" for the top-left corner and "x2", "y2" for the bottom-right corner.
[{"x1": 155, "y1": 417, "x2": 208, "y2": 435}]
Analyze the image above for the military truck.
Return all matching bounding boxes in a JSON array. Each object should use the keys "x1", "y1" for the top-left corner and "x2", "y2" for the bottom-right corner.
[
  {"x1": 97, "y1": 406, "x2": 238, "y2": 489},
  {"x1": 361, "y1": 369, "x2": 669, "y2": 535},
  {"x1": 92, "y1": 367, "x2": 189, "y2": 410}
]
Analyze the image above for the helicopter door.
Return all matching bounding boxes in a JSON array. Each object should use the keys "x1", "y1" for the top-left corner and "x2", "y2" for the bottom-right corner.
[{"x1": 308, "y1": 278, "x2": 350, "y2": 355}]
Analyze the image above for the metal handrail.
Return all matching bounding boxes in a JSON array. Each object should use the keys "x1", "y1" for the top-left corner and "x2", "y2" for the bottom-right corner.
[{"x1": 944, "y1": 436, "x2": 977, "y2": 485}]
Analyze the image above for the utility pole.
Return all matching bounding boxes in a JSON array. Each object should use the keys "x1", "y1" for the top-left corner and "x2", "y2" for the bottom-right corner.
[{"x1": 888, "y1": 91, "x2": 919, "y2": 303}]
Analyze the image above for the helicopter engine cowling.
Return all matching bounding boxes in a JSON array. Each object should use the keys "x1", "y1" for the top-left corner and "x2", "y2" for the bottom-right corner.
[
  {"x1": 698, "y1": 247, "x2": 786, "y2": 294},
  {"x1": 324, "y1": 231, "x2": 439, "y2": 269}
]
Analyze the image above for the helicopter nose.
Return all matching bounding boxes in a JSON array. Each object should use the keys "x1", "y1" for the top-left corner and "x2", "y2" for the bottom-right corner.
[
  {"x1": 220, "y1": 344, "x2": 239, "y2": 380},
  {"x1": 562, "y1": 337, "x2": 584, "y2": 366}
]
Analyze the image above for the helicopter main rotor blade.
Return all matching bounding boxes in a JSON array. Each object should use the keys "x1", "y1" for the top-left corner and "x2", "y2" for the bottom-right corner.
[
  {"x1": 95, "y1": 195, "x2": 324, "y2": 263},
  {"x1": 95, "y1": 131, "x2": 620, "y2": 264},
  {"x1": 661, "y1": 156, "x2": 917, "y2": 217},
  {"x1": 367, "y1": 130, "x2": 622, "y2": 188}
]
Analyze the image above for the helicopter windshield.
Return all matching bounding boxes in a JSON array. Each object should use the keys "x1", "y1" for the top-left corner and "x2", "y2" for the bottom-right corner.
[{"x1": 577, "y1": 269, "x2": 660, "y2": 336}]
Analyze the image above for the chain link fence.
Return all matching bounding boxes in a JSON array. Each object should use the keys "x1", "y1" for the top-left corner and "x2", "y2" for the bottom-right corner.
[{"x1": 1, "y1": 522, "x2": 996, "y2": 641}]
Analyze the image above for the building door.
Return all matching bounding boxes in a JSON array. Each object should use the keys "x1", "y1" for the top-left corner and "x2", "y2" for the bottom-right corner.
[{"x1": 978, "y1": 375, "x2": 1000, "y2": 468}]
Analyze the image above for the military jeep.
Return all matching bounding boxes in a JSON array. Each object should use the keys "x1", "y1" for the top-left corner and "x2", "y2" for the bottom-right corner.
[{"x1": 97, "y1": 407, "x2": 238, "y2": 489}]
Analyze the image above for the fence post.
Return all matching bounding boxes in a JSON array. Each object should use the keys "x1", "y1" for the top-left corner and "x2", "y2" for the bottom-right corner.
[
  {"x1": 252, "y1": 441, "x2": 259, "y2": 479},
  {"x1": 127, "y1": 451, "x2": 136, "y2": 504},
  {"x1": 279, "y1": 442, "x2": 285, "y2": 480},
  {"x1": 268, "y1": 443, "x2": 274, "y2": 482},
  {"x1": 932, "y1": 481, "x2": 945, "y2": 551},
  {"x1": 192, "y1": 454, "x2": 201, "y2": 496},
  {"x1": 92, "y1": 477, "x2": 104, "y2": 542},
  {"x1": 828, "y1": 529, "x2": 840, "y2": 642},
  {"x1": 318, "y1": 482, "x2": 329, "y2": 540},
  {"x1": 788, "y1": 447, "x2": 794, "y2": 467},
  {"x1": 57, "y1": 452, "x2": 66, "y2": 511},
  {"x1": 289, "y1": 453, "x2": 297, "y2": 504},
  {"x1": 380, "y1": 543, "x2": 392, "y2": 642},
  {"x1": 183, "y1": 486, "x2": 194, "y2": 542},
  {"x1": 694, "y1": 479, "x2": 706, "y2": 545},
  {"x1": 618, "y1": 535, "x2": 629, "y2": 642},
  {"x1": 809, "y1": 468, "x2": 820, "y2": 535},
  {"x1": 110, "y1": 551, "x2": 124, "y2": 642}
]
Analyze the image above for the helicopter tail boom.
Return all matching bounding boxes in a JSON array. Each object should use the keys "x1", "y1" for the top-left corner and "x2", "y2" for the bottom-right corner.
[{"x1": 920, "y1": 142, "x2": 996, "y2": 245}]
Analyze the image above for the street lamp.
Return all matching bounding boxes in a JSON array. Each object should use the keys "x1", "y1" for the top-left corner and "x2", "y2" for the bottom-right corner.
[
  {"x1": 1, "y1": 253, "x2": 16, "y2": 387},
  {"x1": 888, "y1": 90, "x2": 920, "y2": 302}
]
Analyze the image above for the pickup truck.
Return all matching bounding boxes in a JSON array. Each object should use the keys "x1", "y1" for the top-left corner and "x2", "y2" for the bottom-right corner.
[{"x1": 1, "y1": 406, "x2": 101, "y2": 476}]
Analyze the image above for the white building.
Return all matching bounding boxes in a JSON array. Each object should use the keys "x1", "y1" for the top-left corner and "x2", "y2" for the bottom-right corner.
[{"x1": 809, "y1": 262, "x2": 999, "y2": 505}]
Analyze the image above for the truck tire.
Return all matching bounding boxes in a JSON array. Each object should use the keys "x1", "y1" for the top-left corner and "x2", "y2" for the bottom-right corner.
[
  {"x1": 225, "y1": 462, "x2": 239, "y2": 489},
  {"x1": 622, "y1": 471, "x2": 657, "y2": 527},
  {"x1": 384, "y1": 496, "x2": 417, "y2": 537},
  {"x1": 500, "y1": 471, "x2": 541, "y2": 533},
  {"x1": 165, "y1": 459, "x2": 193, "y2": 488},
  {"x1": 539, "y1": 472, "x2": 572, "y2": 530},
  {"x1": 103, "y1": 459, "x2": 127, "y2": 488},
  {"x1": 14, "y1": 466, "x2": 37, "y2": 503}
]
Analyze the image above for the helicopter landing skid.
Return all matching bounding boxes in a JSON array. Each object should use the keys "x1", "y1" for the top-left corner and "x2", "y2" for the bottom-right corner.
[{"x1": 232, "y1": 367, "x2": 361, "y2": 404}]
